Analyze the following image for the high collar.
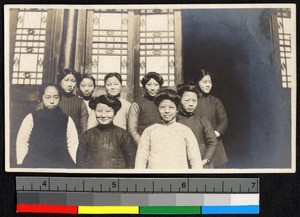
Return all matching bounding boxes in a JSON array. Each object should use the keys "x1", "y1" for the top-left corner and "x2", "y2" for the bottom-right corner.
[
  {"x1": 178, "y1": 108, "x2": 194, "y2": 117},
  {"x1": 81, "y1": 94, "x2": 93, "y2": 101},
  {"x1": 41, "y1": 106, "x2": 62, "y2": 115},
  {"x1": 107, "y1": 93, "x2": 121, "y2": 100},
  {"x1": 199, "y1": 92, "x2": 209, "y2": 98},
  {"x1": 96, "y1": 122, "x2": 114, "y2": 130},
  {"x1": 61, "y1": 90, "x2": 75, "y2": 98},
  {"x1": 160, "y1": 118, "x2": 176, "y2": 126},
  {"x1": 144, "y1": 93, "x2": 155, "y2": 101}
]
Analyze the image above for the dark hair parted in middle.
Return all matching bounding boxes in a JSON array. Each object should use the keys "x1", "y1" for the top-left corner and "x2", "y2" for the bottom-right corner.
[
  {"x1": 177, "y1": 84, "x2": 200, "y2": 97},
  {"x1": 78, "y1": 74, "x2": 96, "y2": 87},
  {"x1": 57, "y1": 68, "x2": 82, "y2": 86},
  {"x1": 89, "y1": 94, "x2": 122, "y2": 115},
  {"x1": 104, "y1": 72, "x2": 123, "y2": 84},
  {"x1": 194, "y1": 69, "x2": 212, "y2": 84},
  {"x1": 38, "y1": 83, "x2": 62, "y2": 102},
  {"x1": 141, "y1": 71, "x2": 164, "y2": 88},
  {"x1": 154, "y1": 89, "x2": 181, "y2": 109}
]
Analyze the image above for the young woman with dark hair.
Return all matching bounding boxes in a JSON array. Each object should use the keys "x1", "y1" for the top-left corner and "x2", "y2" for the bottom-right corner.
[
  {"x1": 16, "y1": 84, "x2": 78, "y2": 168},
  {"x1": 135, "y1": 89, "x2": 202, "y2": 169},
  {"x1": 194, "y1": 69, "x2": 228, "y2": 168},
  {"x1": 128, "y1": 71, "x2": 164, "y2": 146},
  {"x1": 87, "y1": 72, "x2": 131, "y2": 130},
  {"x1": 78, "y1": 74, "x2": 96, "y2": 114},
  {"x1": 58, "y1": 68, "x2": 88, "y2": 135},
  {"x1": 177, "y1": 84, "x2": 218, "y2": 168},
  {"x1": 77, "y1": 95, "x2": 136, "y2": 169}
]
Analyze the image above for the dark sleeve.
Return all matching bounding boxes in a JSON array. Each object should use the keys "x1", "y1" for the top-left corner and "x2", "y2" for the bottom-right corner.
[
  {"x1": 201, "y1": 117, "x2": 218, "y2": 161},
  {"x1": 79, "y1": 101, "x2": 88, "y2": 135},
  {"x1": 76, "y1": 132, "x2": 89, "y2": 168},
  {"x1": 120, "y1": 130, "x2": 137, "y2": 169},
  {"x1": 215, "y1": 98, "x2": 228, "y2": 135}
]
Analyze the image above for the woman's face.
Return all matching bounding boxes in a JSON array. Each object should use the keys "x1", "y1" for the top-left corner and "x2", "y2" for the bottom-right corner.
[
  {"x1": 80, "y1": 78, "x2": 95, "y2": 97},
  {"x1": 198, "y1": 75, "x2": 212, "y2": 94},
  {"x1": 60, "y1": 74, "x2": 77, "y2": 93},
  {"x1": 105, "y1": 76, "x2": 122, "y2": 97},
  {"x1": 181, "y1": 91, "x2": 198, "y2": 113},
  {"x1": 158, "y1": 99, "x2": 177, "y2": 123},
  {"x1": 42, "y1": 86, "x2": 60, "y2": 109},
  {"x1": 145, "y1": 78, "x2": 160, "y2": 97},
  {"x1": 95, "y1": 103, "x2": 115, "y2": 125}
]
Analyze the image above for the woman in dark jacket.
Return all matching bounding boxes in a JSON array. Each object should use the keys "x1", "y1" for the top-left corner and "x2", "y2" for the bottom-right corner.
[
  {"x1": 127, "y1": 72, "x2": 164, "y2": 146},
  {"x1": 77, "y1": 95, "x2": 136, "y2": 169},
  {"x1": 177, "y1": 84, "x2": 218, "y2": 168},
  {"x1": 194, "y1": 69, "x2": 228, "y2": 167},
  {"x1": 16, "y1": 84, "x2": 78, "y2": 168},
  {"x1": 58, "y1": 68, "x2": 88, "y2": 135}
]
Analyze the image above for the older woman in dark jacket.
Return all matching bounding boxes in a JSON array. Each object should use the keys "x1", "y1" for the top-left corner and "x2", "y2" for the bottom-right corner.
[
  {"x1": 194, "y1": 69, "x2": 228, "y2": 167},
  {"x1": 77, "y1": 95, "x2": 136, "y2": 169},
  {"x1": 177, "y1": 84, "x2": 218, "y2": 168}
]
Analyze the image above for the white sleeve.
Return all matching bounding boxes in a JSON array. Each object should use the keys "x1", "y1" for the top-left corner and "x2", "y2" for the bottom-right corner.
[
  {"x1": 16, "y1": 114, "x2": 33, "y2": 165},
  {"x1": 67, "y1": 117, "x2": 79, "y2": 163},
  {"x1": 87, "y1": 109, "x2": 98, "y2": 130},
  {"x1": 135, "y1": 128, "x2": 151, "y2": 169}
]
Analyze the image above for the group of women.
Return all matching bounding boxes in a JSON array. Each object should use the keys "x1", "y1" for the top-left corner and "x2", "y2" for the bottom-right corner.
[{"x1": 16, "y1": 68, "x2": 228, "y2": 169}]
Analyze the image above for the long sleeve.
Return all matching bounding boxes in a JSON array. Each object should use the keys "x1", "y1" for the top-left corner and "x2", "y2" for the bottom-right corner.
[
  {"x1": 185, "y1": 129, "x2": 203, "y2": 169},
  {"x1": 87, "y1": 109, "x2": 98, "y2": 130},
  {"x1": 66, "y1": 117, "x2": 79, "y2": 163},
  {"x1": 16, "y1": 114, "x2": 33, "y2": 165},
  {"x1": 202, "y1": 117, "x2": 218, "y2": 160},
  {"x1": 215, "y1": 98, "x2": 228, "y2": 135},
  {"x1": 80, "y1": 101, "x2": 88, "y2": 134},
  {"x1": 135, "y1": 129, "x2": 151, "y2": 169},
  {"x1": 76, "y1": 132, "x2": 89, "y2": 168},
  {"x1": 127, "y1": 102, "x2": 141, "y2": 145},
  {"x1": 120, "y1": 132, "x2": 137, "y2": 169}
]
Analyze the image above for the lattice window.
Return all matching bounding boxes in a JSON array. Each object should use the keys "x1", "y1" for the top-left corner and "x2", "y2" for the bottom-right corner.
[
  {"x1": 139, "y1": 9, "x2": 175, "y2": 87},
  {"x1": 12, "y1": 9, "x2": 47, "y2": 85},
  {"x1": 91, "y1": 9, "x2": 128, "y2": 86},
  {"x1": 277, "y1": 8, "x2": 292, "y2": 88}
]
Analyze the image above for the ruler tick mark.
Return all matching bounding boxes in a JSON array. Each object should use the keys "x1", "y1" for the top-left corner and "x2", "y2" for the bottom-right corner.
[
  {"x1": 152, "y1": 181, "x2": 154, "y2": 193},
  {"x1": 196, "y1": 187, "x2": 198, "y2": 192},
  {"x1": 239, "y1": 184, "x2": 241, "y2": 192},
  {"x1": 100, "y1": 184, "x2": 102, "y2": 191},
  {"x1": 231, "y1": 187, "x2": 233, "y2": 193},
  {"x1": 222, "y1": 181, "x2": 224, "y2": 192},
  {"x1": 31, "y1": 183, "x2": 33, "y2": 190},
  {"x1": 135, "y1": 184, "x2": 137, "y2": 191},
  {"x1": 170, "y1": 184, "x2": 172, "y2": 192},
  {"x1": 205, "y1": 185, "x2": 207, "y2": 192}
]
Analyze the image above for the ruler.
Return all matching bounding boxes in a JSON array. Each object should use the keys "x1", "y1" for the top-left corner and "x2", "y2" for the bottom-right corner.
[{"x1": 16, "y1": 177, "x2": 259, "y2": 214}]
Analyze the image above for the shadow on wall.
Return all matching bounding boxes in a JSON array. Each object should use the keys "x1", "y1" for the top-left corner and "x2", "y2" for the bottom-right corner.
[{"x1": 182, "y1": 9, "x2": 291, "y2": 168}]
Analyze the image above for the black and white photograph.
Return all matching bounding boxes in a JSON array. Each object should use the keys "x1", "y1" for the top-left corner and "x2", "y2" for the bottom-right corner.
[{"x1": 4, "y1": 4, "x2": 296, "y2": 173}]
